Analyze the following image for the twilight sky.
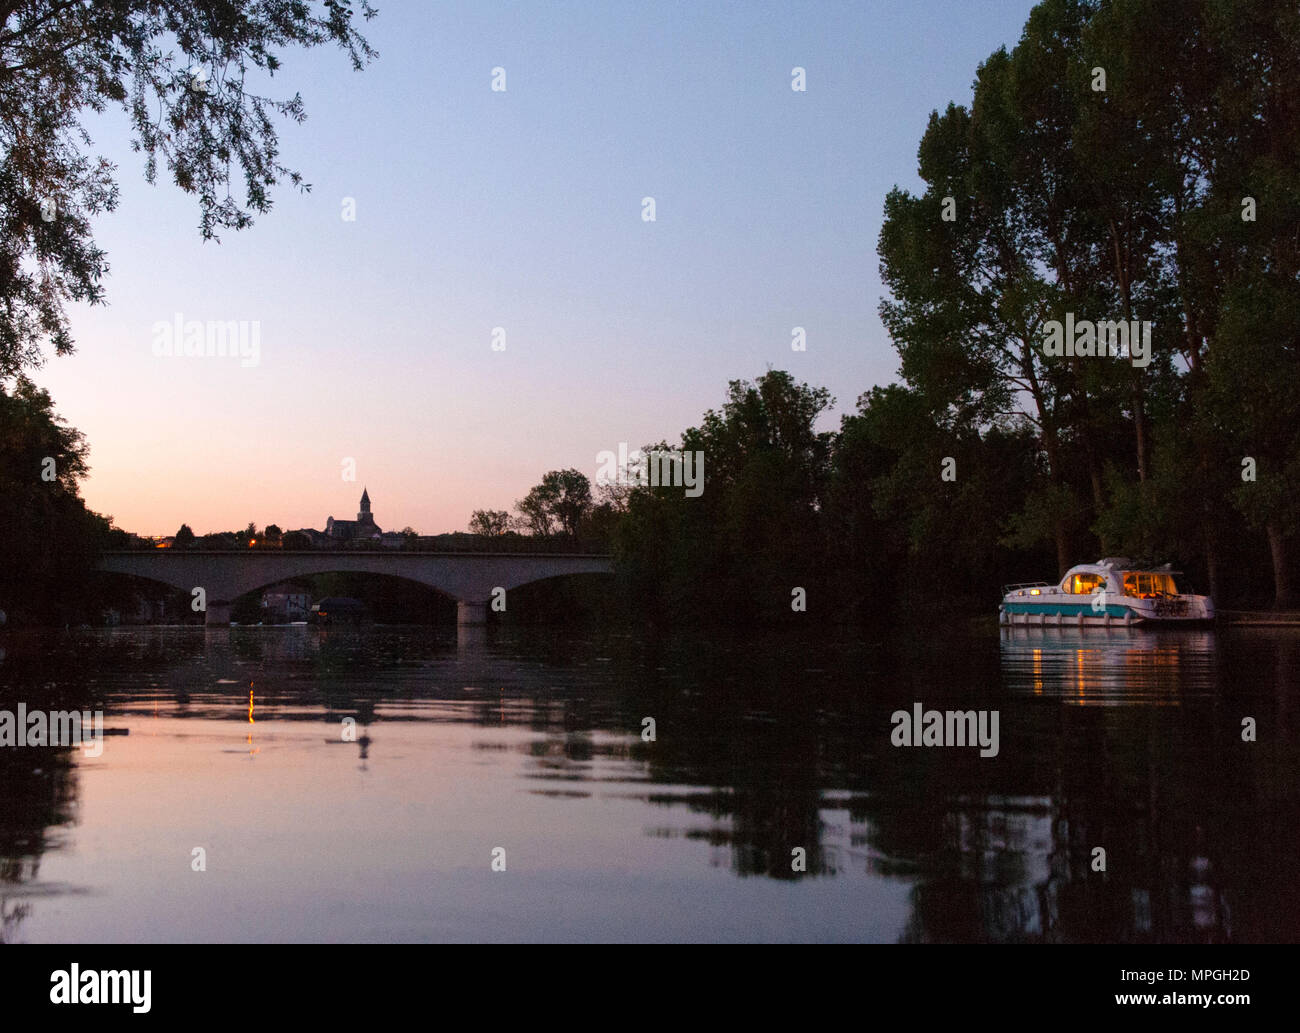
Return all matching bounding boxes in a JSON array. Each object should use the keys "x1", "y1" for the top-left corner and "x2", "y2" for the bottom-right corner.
[{"x1": 33, "y1": 0, "x2": 1035, "y2": 536}]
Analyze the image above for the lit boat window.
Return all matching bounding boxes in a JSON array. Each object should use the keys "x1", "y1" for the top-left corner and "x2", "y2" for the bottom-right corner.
[
  {"x1": 1070, "y1": 573, "x2": 1106, "y2": 594},
  {"x1": 1123, "y1": 572, "x2": 1179, "y2": 597}
]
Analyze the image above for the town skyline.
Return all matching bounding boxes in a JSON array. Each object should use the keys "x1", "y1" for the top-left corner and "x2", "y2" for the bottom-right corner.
[{"x1": 154, "y1": 485, "x2": 417, "y2": 542}]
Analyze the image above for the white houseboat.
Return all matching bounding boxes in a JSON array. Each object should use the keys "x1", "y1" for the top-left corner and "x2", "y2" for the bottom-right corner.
[{"x1": 999, "y1": 558, "x2": 1214, "y2": 626}]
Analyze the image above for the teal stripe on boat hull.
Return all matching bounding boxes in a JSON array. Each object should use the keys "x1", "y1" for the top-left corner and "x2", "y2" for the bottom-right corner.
[{"x1": 1002, "y1": 601, "x2": 1132, "y2": 618}]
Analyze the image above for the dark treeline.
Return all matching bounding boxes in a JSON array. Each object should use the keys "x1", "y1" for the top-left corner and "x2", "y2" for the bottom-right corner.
[
  {"x1": 570, "y1": 0, "x2": 1300, "y2": 623},
  {"x1": 0, "y1": 379, "x2": 127, "y2": 624},
  {"x1": 590, "y1": 369, "x2": 1049, "y2": 625},
  {"x1": 869, "y1": 0, "x2": 1298, "y2": 608},
  {"x1": 634, "y1": 0, "x2": 1296, "y2": 621}
]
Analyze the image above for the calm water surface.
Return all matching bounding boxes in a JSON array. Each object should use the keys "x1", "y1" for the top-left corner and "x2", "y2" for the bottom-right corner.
[{"x1": 1, "y1": 623, "x2": 1297, "y2": 942}]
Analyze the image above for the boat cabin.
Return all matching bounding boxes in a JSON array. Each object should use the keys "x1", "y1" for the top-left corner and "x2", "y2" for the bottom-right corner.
[
  {"x1": 1057, "y1": 559, "x2": 1183, "y2": 599},
  {"x1": 1063, "y1": 565, "x2": 1180, "y2": 598}
]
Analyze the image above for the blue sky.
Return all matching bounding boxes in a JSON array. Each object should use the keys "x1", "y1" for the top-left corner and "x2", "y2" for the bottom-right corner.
[{"x1": 35, "y1": 0, "x2": 1037, "y2": 535}]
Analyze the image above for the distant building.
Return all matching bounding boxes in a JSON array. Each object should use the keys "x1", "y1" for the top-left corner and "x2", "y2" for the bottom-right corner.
[
  {"x1": 309, "y1": 596, "x2": 368, "y2": 625},
  {"x1": 113, "y1": 593, "x2": 175, "y2": 624},
  {"x1": 324, "y1": 488, "x2": 382, "y2": 543},
  {"x1": 287, "y1": 489, "x2": 408, "y2": 548},
  {"x1": 262, "y1": 582, "x2": 312, "y2": 622}
]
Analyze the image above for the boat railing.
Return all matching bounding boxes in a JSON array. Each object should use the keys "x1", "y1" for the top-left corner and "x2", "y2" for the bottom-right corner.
[{"x1": 1002, "y1": 580, "x2": 1053, "y2": 595}]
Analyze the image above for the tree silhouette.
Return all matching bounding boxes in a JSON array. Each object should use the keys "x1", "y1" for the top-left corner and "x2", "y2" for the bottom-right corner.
[{"x1": 0, "y1": 0, "x2": 377, "y2": 377}]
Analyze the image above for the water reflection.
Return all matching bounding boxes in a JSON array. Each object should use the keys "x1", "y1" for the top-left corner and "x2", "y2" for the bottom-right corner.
[
  {"x1": 0, "y1": 715, "x2": 79, "y2": 943},
  {"x1": 0, "y1": 624, "x2": 1295, "y2": 942},
  {"x1": 999, "y1": 626, "x2": 1219, "y2": 704}
]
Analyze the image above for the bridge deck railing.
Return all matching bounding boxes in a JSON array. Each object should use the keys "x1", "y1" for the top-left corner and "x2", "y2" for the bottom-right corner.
[{"x1": 103, "y1": 534, "x2": 611, "y2": 557}]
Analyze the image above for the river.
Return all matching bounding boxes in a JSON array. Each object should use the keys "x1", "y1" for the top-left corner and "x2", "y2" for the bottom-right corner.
[{"x1": 0, "y1": 623, "x2": 1296, "y2": 942}]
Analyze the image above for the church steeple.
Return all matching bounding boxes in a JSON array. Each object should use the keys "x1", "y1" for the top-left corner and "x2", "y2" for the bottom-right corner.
[{"x1": 359, "y1": 487, "x2": 371, "y2": 518}]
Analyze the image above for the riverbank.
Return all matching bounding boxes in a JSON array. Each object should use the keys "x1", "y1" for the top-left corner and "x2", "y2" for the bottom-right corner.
[{"x1": 1220, "y1": 610, "x2": 1300, "y2": 626}]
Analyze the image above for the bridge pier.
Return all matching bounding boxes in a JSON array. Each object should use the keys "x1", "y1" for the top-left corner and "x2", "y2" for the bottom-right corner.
[
  {"x1": 204, "y1": 602, "x2": 233, "y2": 626},
  {"x1": 457, "y1": 601, "x2": 488, "y2": 626},
  {"x1": 457, "y1": 622, "x2": 487, "y2": 650}
]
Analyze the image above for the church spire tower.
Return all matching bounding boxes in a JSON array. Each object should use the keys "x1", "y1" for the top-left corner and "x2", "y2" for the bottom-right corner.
[{"x1": 358, "y1": 487, "x2": 372, "y2": 522}]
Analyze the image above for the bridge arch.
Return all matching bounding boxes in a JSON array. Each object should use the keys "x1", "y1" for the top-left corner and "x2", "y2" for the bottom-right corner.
[{"x1": 97, "y1": 550, "x2": 615, "y2": 625}]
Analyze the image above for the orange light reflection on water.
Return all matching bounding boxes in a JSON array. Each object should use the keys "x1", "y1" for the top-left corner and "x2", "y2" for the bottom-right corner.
[{"x1": 247, "y1": 686, "x2": 259, "y2": 756}]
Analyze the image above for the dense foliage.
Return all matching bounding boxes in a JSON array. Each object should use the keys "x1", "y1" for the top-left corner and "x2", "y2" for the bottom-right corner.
[
  {"x1": 0, "y1": 0, "x2": 376, "y2": 377},
  {"x1": 874, "y1": 0, "x2": 1298, "y2": 606},
  {"x1": 0, "y1": 378, "x2": 120, "y2": 622},
  {"x1": 601, "y1": 0, "x2": 1299, "y2": 621}
]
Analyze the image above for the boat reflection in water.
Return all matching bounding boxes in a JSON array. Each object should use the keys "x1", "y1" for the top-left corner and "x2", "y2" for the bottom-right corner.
[
  {"x1": 999, "y1": 625, "x2": 1218, "y2": 705},
  {"x1": 950, "y1": 624, "x2": 1281, "y2": 944}
]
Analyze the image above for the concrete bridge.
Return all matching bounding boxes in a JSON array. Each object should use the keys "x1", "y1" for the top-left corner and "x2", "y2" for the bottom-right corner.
[{"x1": 97, "y1": 550, "x2": 614, "y2": 626}]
